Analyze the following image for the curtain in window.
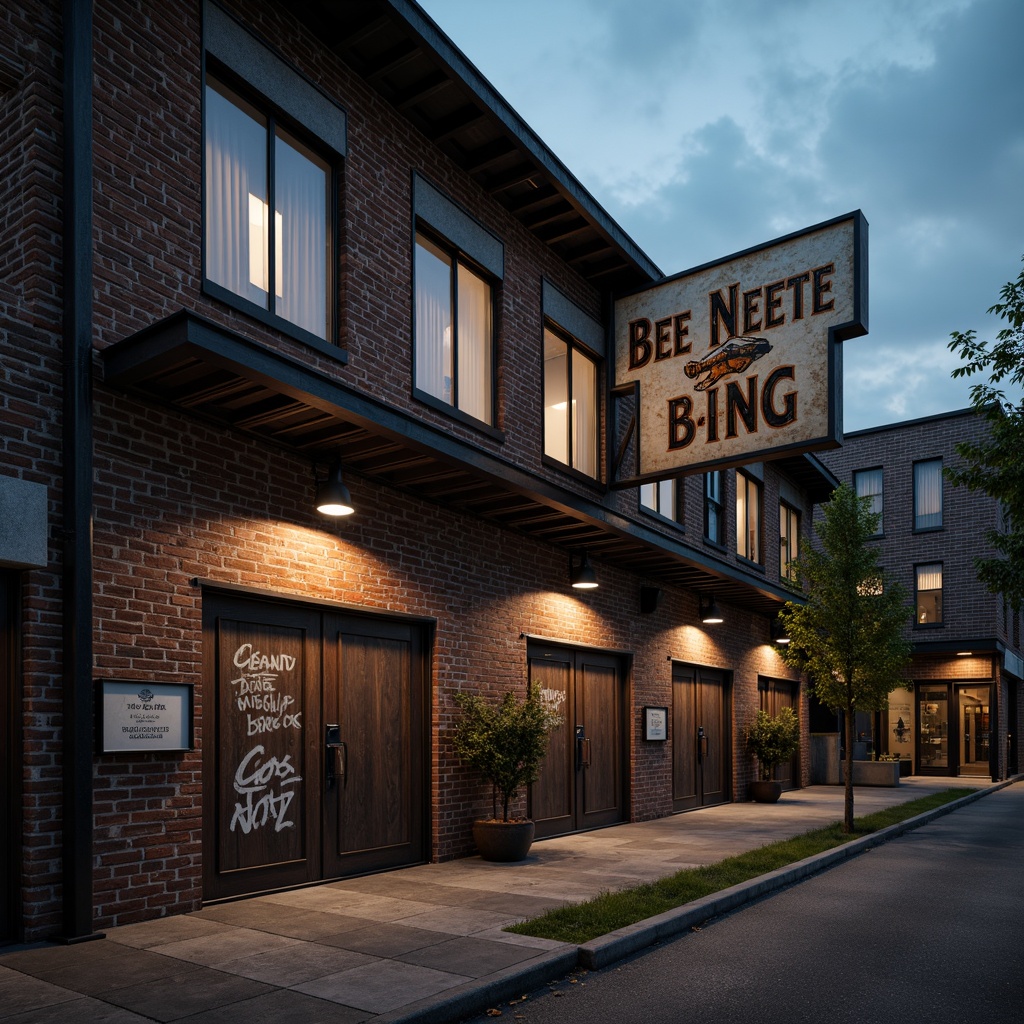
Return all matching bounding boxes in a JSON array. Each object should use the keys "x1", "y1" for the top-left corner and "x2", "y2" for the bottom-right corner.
[
  {"x1": 914, "y1": 461, "x2": 943, "y2": 529},
  {"x1": 543, "y1": 331, "x2": 569, "y2": 465},
  {"x1": 205, "y1": 85, "x2": 267, "y2": 309},
  {"x1": 917, "y1": 564, "x2": 943, "y2": 591},
  {"x1": 415, "y1": 235, "x2": 452, "y2": 404},
  {"x1": 456, "y1": 263, "x2": 491, "y2": 422},
  {"x1": 275, "y1": 132, "x2": 328, "y2": 339},
  {"x1": 571, "y1": 347, "x2": 597, "y2": 477},
  {"x1": 854, "y1": 468, "x2": 883, "y2": 519}
]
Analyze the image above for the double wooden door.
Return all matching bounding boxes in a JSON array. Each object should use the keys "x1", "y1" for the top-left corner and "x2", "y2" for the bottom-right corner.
[
  {"x1": 673, "y1": 664, "x2": 730, "y2": 811},
  {"x1": 203, "y1": 593, "x2": 426, "y2": 901},
  {"x1": 528, "y1": 644, "x2": 626, "y2": 838},
  {"x1": 759, "y1": 678, "x2": 799, "y2": 789}
]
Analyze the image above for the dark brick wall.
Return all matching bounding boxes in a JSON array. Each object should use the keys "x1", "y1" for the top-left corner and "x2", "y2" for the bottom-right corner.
[{"x1": 4, "y1": 0, "x2": 813, "y2": 938}]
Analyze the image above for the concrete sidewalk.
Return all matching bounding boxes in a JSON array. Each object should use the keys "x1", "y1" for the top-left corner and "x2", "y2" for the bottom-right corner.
[{"x1": 0, "y1": 778, "x2": 1004, "y2": 1024}]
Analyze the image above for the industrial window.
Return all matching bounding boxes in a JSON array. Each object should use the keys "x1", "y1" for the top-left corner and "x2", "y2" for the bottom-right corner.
[
  {"x1": 640, "y1": 479, "x2": 682, "y2": 525},
  {"x1": 913, "y1": 458, "x2": 943, "y2": 531},
  {"x1": 414, "y1": 230, "x2": 495, "y2": 425},
  {"x1": 736, "y1": 470, "x2": 762, "y2": 563},
  {"x1": 779, "y1": 501, "x2": 800, "y2": 581},
  {"x1": 204, "y1": 75, "x2": 332, "y2": 343},
  {"x1": 543, "y1": 326, "x2": 599, "y2": 479},
  {"x1": 704, "y1": 471, "x2": 725, "y2": 545},
  {"x1": 916, "y1": 563, "x2": 943, "y2": 626},
  {"x1": 853, "y1": 467, "x2": 883, "y2": 537}
]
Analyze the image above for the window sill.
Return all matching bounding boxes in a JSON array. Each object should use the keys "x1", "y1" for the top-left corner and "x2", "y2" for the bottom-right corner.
[
  {"x1": 912, "y1": 526, "x2": 945, "y2": 535},
  {"x1": 540, "y1": 454, "x2": 604, "y2": 490},
  {"x1": 203, "y1": 281, "x2": 347, "y2": 363},
  {"x1": 736, "y1": 555, "x2": 765, "y2": 573},
  {"x1": 413, "y1": 387, "x2": 505, "y2": 442},
  {"x1": 913, "y1": 623, "x2": 945, "y2": 630},
  {"x1": 640, "y1": 508, "x2": 685, "y2": 531}
]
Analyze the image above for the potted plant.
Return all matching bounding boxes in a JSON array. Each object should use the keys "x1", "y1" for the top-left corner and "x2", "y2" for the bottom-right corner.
[
  {"x1": 452, "y1": 682, "x2": 562, "y2": 861},
  {"x1": 745, "y1": 706, "x2": 800, "y2": 803}
]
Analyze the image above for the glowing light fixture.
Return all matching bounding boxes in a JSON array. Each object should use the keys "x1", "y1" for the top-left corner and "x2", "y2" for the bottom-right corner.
[
  {"x1": 570, "y1": 551, "x2": 598, "y2": 590},
  {"x1": 771, "y1": 618, "x2": 791, "y2": 645},
  {"x1": 315, "y1": 460, "x2": 355, "y2": 517},
  {"x1": 699, "y1": 593, "x2": 724, "y2": 624}
]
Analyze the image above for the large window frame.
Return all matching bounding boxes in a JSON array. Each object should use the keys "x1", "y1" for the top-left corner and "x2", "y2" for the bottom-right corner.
[
  {"x1": 779, "y1": 501, "x2": 800, "y2": 582},
  {"x1": 853, "y1": 467, "x2": 883, "y2": 537},
  {"x1": 203, "y1": 71, "x2": 338, "y2": 351},
  {"x1": 413, "y1": 227, "x2": 497, "y2": 428},
  {"x1": 913, "y1": 458, "x2": 943, "y2": 532},
  {"x1": 543, "y1": 324, "x2": 601, "y2": 481},
  {"x1": 736, "y1": 470, "x2": 763, "y2": 564},
  {"x1": 704, "y1": 471, "x2": 725, "y2": 547},
  {"x1": 640, "y1": 478, "x2": 683, "y2": 526},
  {"x1": 915, "y1": 562, "x2": 944, "y2": 627}
]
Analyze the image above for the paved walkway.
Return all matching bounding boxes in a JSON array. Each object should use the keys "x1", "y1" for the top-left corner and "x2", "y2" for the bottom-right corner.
[{"x1": 0, "y1": 778, "x2": 1002, "y2": 1024}]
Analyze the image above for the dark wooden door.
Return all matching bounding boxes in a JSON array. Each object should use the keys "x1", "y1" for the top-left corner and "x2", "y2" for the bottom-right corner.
[
  {"x1": 204, "y1": 593, "x2": 426, "y2": 902},
  {"x1": 204, "y1": 596, "x2": 321, "y2": 901},
  {"x1": 673, "y1": 664, "x2": 730, "y2": 811},
  {"x1": 760, "y1": 678, "x2": 798, "y2": 790},
  {"x1": 322, "y1": 615, "x2": 425, "y2": 877},
  {"x1": 529, "y1": 644, "x2": 625, "y2": 839}
]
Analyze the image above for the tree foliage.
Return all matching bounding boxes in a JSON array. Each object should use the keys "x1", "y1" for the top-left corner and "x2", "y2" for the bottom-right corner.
[
  {"x1": 947, "y1": 256, "x2": 1024, "y2": 609},
  {"x1": 777, "y1": 484, "x2": 912, "y2": 831},
  {"x1": 452, "y1": 683, "x2": 562, "y2": 822}
]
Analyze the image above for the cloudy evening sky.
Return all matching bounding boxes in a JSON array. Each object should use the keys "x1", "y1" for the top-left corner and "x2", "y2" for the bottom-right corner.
[{"x1": 418, "y1": 0, "x2": 1024, "y2": 433}]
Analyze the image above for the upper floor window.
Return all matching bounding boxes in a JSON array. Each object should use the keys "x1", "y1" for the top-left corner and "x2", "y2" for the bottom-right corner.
[
  {"x1": 736, "y1": 470, "x2": 762, "y2": 563},
  {"x1": 641, "y1": 479, "x2": 682, "y2": 525},
  {"x1": 543, "y1": 326, "x2": 599, "y2": 479},
  {"x1": 914, "y1": 458, "x2": 943, "y2": 530},
  {"x1": 853, "y1": 467, "x2": 883, "y2": 537},
  {"x1": 204, "y1": 76, "x2": 332, "y2": 343},
  {"x1": 704, "y1": 471, "x2": 725, "y2": 545},
  {"x1": 414, "y1": 230, "x2": 494, "y2": 424},
  {"x1": 916, "y1": 563, "x2": 943, "y2": 625},
  {"x1": 779, "y1": 501, "x2": 800, "y2": 581}
]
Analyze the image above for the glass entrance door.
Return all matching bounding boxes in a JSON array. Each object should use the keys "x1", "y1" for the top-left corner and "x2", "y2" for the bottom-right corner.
[
  {"x1": 916, "y1": 689, "x2": 948, "y2": 773},
  {"x1": 958, "y1": 685, "x2": 991, "y2": 777}
]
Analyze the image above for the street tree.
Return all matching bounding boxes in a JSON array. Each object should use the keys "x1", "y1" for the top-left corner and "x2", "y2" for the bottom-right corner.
[
  {"x1": 777, "y1": 483, "x2": 912, "y2": 832},
  {"x1": 947, "y1": 256, "x2": 1024, "y2": 610}
]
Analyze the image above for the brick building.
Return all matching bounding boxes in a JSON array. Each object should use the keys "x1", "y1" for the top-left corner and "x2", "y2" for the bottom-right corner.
[
  {"x1": 817, "y1": 408, "x2": 1024, "y2": 779},
  {"x1": 0, "y1": 0, "x2": 837, "y2": 943}
]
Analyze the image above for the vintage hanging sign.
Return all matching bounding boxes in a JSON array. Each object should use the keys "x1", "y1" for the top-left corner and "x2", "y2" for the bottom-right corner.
[{"x1": 613, "y1": 211, "x2": 867, "y2": 484}]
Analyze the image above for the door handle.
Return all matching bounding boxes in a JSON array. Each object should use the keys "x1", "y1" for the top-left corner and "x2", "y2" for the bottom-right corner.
[
  {"x1": 575, "y1": 725, "x2": 591, "y2": 770},
  {"x1": 698, "y1": 726, "x2": 708, "y2": 762},
  {"x1": 325, "y1": 723, "x2": 347, "y2": 789}
]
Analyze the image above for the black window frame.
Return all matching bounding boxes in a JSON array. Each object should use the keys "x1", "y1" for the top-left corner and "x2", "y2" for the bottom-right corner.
[
  {"x1": 779, "y1": 499, "x2": 800, "y2": 582},
  {"x1": 201, "y1": 65, "x2": 342, "y2": 359},
  {"x1": 412, "y1": 224, "x2": 501, "y2": 436},
  {"x1": 853, "y1": 466, "x2": 884, "y2": 538},
  {"x1": 914, "y1": 561, "x2": 944, "y2": 628},
  {"x1": 704, "y1": 470, "x2": 726, "y2": 548},
  {"x1": 640, "y1": 477, "x2": 684, "y2": 528},
  {"x1": 735, "y1": 469, "x2": 763, "y2": 565},
  {"x1": 912, "y1": 457, "x2": 944, "y2": 533}
]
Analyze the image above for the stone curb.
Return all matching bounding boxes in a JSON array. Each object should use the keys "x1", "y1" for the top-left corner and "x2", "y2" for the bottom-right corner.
[
  {"x1": 365, "y1": 779, "x2": 1016, "y2": 1023},
  {"x1": 578, "y1": 779, "x2": 1013, "y2": 970}
]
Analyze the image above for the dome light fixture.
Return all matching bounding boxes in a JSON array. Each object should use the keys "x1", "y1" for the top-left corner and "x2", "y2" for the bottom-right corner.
[{"x1": 315, "y1": 460, "x2": 355, "y2": 517}]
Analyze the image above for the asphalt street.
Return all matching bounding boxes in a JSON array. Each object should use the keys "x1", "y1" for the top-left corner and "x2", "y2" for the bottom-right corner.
[{"x1": 461, "y1": 783, "x2": 1024, "y2": 1024}]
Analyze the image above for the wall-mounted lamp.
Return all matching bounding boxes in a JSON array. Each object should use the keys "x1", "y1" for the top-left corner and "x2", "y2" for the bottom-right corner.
[
  {"x1": 771, "y1": 618, "x2": 791, "y2": 645},
  {"x1": 570, "y1": 551, "x2": 599, "y2": 590},
  {"x1": 698, "y1": 593, "x2": 723, "y2": 624},
  {"x1": 639, "y1": 585, "x2": 663, "y2": 614},
  {"x1": 315, "y1": 460, "x2": 355, "y2": 517}
]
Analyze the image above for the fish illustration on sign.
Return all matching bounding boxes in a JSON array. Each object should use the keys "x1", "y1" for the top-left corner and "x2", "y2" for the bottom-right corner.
[{"x1": 684, "y1": 337, "x2": 772, "y2": 391}]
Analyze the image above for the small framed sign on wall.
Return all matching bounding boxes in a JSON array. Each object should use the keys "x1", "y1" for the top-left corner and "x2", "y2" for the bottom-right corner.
[
  {"x1": 644, "y1": 705, "x2": 668, "y2": 741},
  {"x1": 97, "y1": 680, "x2": 194, "y2": 753}
]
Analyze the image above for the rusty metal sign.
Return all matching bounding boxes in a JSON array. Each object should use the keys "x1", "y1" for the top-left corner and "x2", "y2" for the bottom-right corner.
[{"x1": 613, "y1": 212, "x2": 867, "y2": 484}]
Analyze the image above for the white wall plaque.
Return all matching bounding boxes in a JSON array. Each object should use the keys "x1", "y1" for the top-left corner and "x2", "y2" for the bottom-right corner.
[{"x1": 98, "y1": 680, "x2": 194, "y2": 752}]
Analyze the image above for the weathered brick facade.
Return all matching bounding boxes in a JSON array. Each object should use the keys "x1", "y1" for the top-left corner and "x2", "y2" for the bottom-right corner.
[
  {"x1": 1, "y1": 0, "x2": 824, "y2": 942},
  {"x1": 818, "y1": 409, "x2": 1024, "y2": 780}
]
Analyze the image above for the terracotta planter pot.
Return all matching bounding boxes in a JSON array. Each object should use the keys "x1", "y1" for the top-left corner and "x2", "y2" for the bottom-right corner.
[
  {"x1": 472, "y1": 819, "x2": 536, "y2": 862},
  {"x1": 749, "y1": 780, "x2": 783, "y2": 803}
]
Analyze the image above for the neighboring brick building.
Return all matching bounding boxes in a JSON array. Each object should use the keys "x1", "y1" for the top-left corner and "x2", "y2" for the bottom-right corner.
[
  {"x1": 1, "y1": 0, "x2": 836, "y2": 943},
  {"x1": 818, "y1": 408, "x2": 1024, "y2": 780}
]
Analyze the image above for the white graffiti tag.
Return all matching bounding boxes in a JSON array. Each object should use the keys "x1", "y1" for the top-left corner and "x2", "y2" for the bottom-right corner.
[{"x1": 229, "y1": 744, "x2": 303, "y2": 834}]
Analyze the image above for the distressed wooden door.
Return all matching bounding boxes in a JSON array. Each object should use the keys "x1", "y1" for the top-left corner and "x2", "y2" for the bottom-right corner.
[{"x1": 672, "y1": 664, "x2": 730, "y2": 811}]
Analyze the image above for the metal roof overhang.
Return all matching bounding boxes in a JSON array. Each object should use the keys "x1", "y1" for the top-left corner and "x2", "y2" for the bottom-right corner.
[
  {"x1": 281, "y1": 0, "x2": 663, "y2": 294},
  {"x1": 101, "y1": 310, "x2": 820, "y2": 615}
]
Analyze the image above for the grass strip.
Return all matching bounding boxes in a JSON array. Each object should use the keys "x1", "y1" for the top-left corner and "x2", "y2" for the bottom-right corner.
[{"x1": 507, "y1": 788, "x2": 972, "y2": 944}]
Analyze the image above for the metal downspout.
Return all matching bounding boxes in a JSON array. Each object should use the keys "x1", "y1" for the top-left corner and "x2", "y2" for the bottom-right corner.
[{"x1": 60, "y1": 0, "x2": 99, "y2": 943}]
